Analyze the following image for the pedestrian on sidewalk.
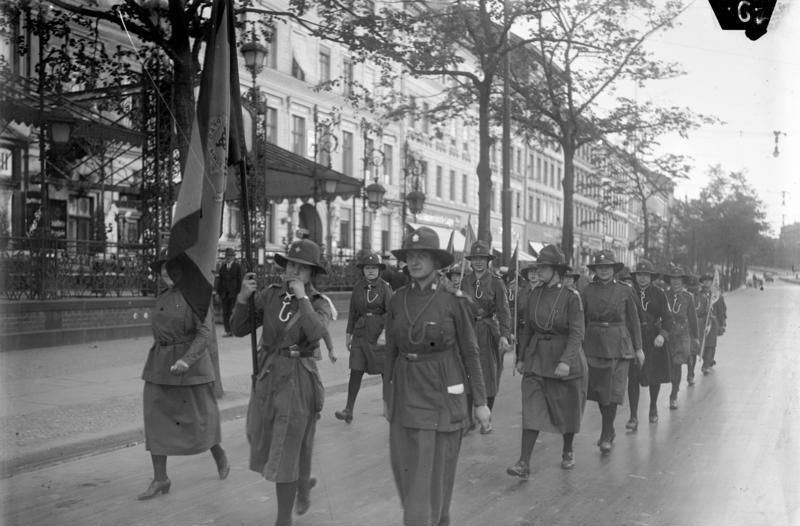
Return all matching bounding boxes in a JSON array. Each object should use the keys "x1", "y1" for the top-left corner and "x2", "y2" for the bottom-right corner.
[
  {"x1": 335, "y1": 252, "x2": 393, "y2": 424},
  {"x1": 582, "y1": 250, "x2": 644, "y2": 456},
  {"x1": 215, "y1": 247, "x2": 243, "y2": 337},
  {"x1": 460, "y1": 240, "x2": 512, "y2": 434},
  {"x1": 628, "y1": 259, "x2": 673, "y2": 429},
  {"x1": 231, "y1": 239, "x2": 333, "y2": 526},
  {"x1": 663, "y1": 265, "x2": 700, "y2": 410},
  {"x1": 696, "y1": 272, "x2": 727, "y2": 375},
  {"x1": 506, "y1": 245, "x2": 587, "y2": 479},
  {"x1": 384, "y1": 227, "x2": 490, "y2": 526},
  {"x1": 138, "y1": 256, "x2": 230, "y2": 501}
]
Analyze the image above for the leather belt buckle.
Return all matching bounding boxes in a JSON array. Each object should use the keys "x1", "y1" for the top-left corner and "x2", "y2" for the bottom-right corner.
[
  {"x1": 405, "y1": 353, "x2": 418, "y2": 361},
  {"x1": 287, "y1": 345, "x2": 300, "y2": 358}
]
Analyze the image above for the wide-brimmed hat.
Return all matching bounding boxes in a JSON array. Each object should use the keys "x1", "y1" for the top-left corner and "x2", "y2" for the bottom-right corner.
[
  {"x1": 564, "y1": 266, "x2": 581, "y2": 280},
  {"x1": 444, "y1": 264, "x2": 463, "y2": 277},
  {"x1": 520, "y1": 264, "x2": 538, "y2": 280},
  {"x1": 391, "y1": 227, "x2": 454, "y2": 269},
  {"x1": 274, "y1": 239, "x2": 327, "y2": 274},
  {"x1": 587, "y1": 250, "x2": 624, "y2": 272},
  {"x1": 465, "y1": 240, "x2": 495, "y2": 261},
  {"x1": 224, "y1": 247, "x2": 236, "y2": 256},
  {"x1": 631, "y1": 259, "x2": 660, "y2": 279},
  {"x1": 699, "y1": 271, "x2": 714, "y2": 282},
  {"x1": 357, "y1": 252, "x2": 386, "y2": 271},
  {"x1": 662, "y1": 264, "x2": 690, "y2": 281},
  {"x1": 533, "y1": 244, "x2": 569, "y2": 269},
  {"x1": 617, "y1": 266, "x2": 633, "y2": 283}
]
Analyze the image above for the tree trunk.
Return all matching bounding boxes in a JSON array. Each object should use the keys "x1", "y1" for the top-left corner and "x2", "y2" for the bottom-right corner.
[
  {"x1": 476, "y1": 82, "x2": 493, "y2": 243},
  {"x1": 169, "y1": 0, "x2": 196, "y2": 173},
  {"x1": 560, "y1": 138, "x2": 576, "y2": 265},
  {"x1": 642, "y1": 201, "x2": 650, "y2": 258}
]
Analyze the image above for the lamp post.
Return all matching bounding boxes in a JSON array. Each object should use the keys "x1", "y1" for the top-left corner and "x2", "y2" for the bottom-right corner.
[
  {"x1": 312, "y1": 105, "x2": 339, "y2": 259},
  {"x1": 241, "y1": 34, "x2": 268, "y2": 254},
  {"x1": 402, "y1": 140, "x2": 426, "y2": 227},
  {"x1": 361, "y1": 129, "x2": 385, "y2": 250}
]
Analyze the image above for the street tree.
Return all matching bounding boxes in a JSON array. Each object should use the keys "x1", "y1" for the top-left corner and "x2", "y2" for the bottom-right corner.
[
  {"x1": 503, "y1": 0, "x2": 699, "y2": 265},
  {"x1": 671, "y1": 166, "x2": 768, "y2": 289},
  {"x1": 313, "y1": 0, "x2": 550, "y2": 241}
]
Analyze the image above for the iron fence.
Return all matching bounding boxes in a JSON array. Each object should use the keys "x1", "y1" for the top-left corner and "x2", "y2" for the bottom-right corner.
[{"x1": 0, "y1": 237, "x2": 363, "y2": 300}]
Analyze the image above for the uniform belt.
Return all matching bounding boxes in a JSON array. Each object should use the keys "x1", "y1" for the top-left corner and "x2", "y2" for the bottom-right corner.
[
  {"x1": 400, "y1": 350, "x2": 449, "y2": 361},
  {"x1": 474, "y1": 314, "x2": 495, "y2": 321},
  {"x1": 158, "y1": 340, "x2": 192, "y2": 346},
  {"x1": 276, "y1": 345, "x2": 314, "y2": 358},
  {"x1": 588, "y1": 321, "x2": 624, "y2": 327}
]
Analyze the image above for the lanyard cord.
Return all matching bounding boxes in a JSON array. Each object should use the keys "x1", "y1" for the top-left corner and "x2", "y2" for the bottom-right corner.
[
  {"x1": 278, "y1": 292, "x2": 294, "y2": 322},
  {"x1": 366, "y1": 282, "x2": 379, "y2": 304},
  {"x1": 532, "y1": 285, "x2": 565, "y2": 331},
  {"x1": 403, "y1": 284, "x2": 441, "y2": 345},
  {"x1": 668, "y1": 291, "x2": 682, "y2": 315},
  {"x1": 639, "y1": 287, "x2": 649, "y2": 312}
]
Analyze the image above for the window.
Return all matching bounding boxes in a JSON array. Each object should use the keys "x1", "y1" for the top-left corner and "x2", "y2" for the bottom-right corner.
[
  {"x1": 291, "y1": 56, "x2": 305, "y2": 81},
  {"x1": 550, "y1": 163, "x2": 556, "y2": 188},
  {"x1": 291, "y1": 115, "x2": 306, "y2": 155},
  {"x1": 265, "y1": 107, "x2": 277, "y2": 144},
  {"x1": 339, "y1": 209, "x2": 351, "y2": 248},
  {"x1": 381, "y1": 213, "x2": 391, "y2": 254},
  {"x1": 536, "y1": 197, "x2": 541, "y2": 223},
  {"x1": 557, "y1": 165, "x2": 562, "y2": 188},
  {"x1": 528, "y1": 195, "x2": 534, "y2": 221},
  {"x1": 419, "y1": 160, "x2": 428, "y2": 193},
  {"x1": 383, "y1": 144, "x2": 393, "y2": 184},
  {"x1": 342, "y1": 131, "x2": 354, "y2": 176},
  {"x1": 516, "y1": 149, "x2": 522, "y2": 173},
  {"x1": 536, "y1": 158, "x2": 542, "y2": 182},
  {"x1": 435, "y1": 166, "x2": 443, "y2": 198},
  {"x1": 449, "y1": 170, "x2": 456, "y2": 201},
  {"x1": 319, "y1": 46, "x2": 331, "y2": 83},
  {"x1": 462, "y1": 173, "x2": 468, "y2": 204},
  {"x1": 343, "y1": 57, "x2": 354, "y2": 96},
  {"x1": 543, "y1": 160, "x2": 548, "y2": 184},
  {"x1": 408, "y1": 96, "x2": 417, "y2": 129}
]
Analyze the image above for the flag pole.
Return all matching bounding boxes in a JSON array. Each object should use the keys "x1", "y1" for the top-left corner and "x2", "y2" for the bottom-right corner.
[
  {"x1": 459, "y1": 215, "x2": 472, "y2": 290},
  {"x1": 238, "y1": 159, "x2": 260, "y2": 386}
]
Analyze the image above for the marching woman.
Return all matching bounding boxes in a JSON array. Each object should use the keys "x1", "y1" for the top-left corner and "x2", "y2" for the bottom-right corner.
[
  {"x1": 334, "y1": 252, "x2": 393, "y2": 423},
  {"x1": 506, "y1": 245, "x2": 586, "y2": 478},
  {"x1": 696, "y1": 272, "x2": 727, "y2": 375},
  {"x1": 662, "y1": 265, "x2": 699, "y2": 410},
  {"x1": 384, "y1": 227, "x2": 490, "y2": 526},
  {"x1": 461, "y1": 240, "x2": 512, "y2": 434},
  {"x1": 582, "y1": 250, "x2": 644, "y2": 455},
  {"x1": 627, "y1": 259, "x2": 673, "y2": 429},
  {"x1": 138, "y1": 256, "x2": 229, "y2": 500},
  {"x1": 230, "y1": 239, "x2": 333, "y2": 526}
]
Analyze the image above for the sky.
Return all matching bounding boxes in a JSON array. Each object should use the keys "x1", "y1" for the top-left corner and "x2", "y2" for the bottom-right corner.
[{"x1": 638, "y1": 0, "x2": 800, "y2": 237}]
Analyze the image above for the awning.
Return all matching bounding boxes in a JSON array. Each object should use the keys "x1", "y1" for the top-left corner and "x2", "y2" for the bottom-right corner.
[
  {"x1": 407, "y1": 222, "x2": 466, "y2": 251},
  {"x1": 260, "y1": 142, "x2": 363, "y2": 201}
]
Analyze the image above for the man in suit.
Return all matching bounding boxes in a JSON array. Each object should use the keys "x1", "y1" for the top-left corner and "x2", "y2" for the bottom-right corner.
[{"x1": 216, "y1": 248, "x2": 243, "y2": 336}]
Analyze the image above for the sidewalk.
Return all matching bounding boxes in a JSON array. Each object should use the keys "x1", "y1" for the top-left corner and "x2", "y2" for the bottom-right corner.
[{"x1": 0, "y1": 317, "x2": 374, "y2": 478}]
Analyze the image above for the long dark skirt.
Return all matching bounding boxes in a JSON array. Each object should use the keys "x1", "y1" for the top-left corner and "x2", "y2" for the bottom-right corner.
[
  {"x1": 143, "y1": 382, "x2": 220, "y2": 456},
  {"x1": 475, "y1": 320, "x2": 503, "y2": 397},
  {"x1": 521, "y1": 373, "x2": 587, "y2": 434},
  {"x1": 587, "y1": 356, "x2": 630, "y2": 405},
  {"x1": 638, "y1": 346, "x2": 672, "y2": 385},
  {"x1": 247, "y1": 355, "x2": 322, "y2": 482},
  {"x1": 390, "y1": 424, "x2": 462, "y2": 526}
]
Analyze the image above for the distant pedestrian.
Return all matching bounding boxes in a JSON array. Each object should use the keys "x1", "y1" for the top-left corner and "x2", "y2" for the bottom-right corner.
[
  {"x1": 696, "y1": 273, "x2": 727, "y2": 375},
  {"x1": 628, "y1": 259, "x2": 673, "y2": 428},
  {"x1": 582, "y1": 250, "x2": 644, "y2": 456},
  {"x1": 335, "y1": 252, "x2": 393, "y2": 424},
  {"x1": 507, "y1": 245, "x2": 587, "y2": 478},
  {"x1": 230, "y1": 239, "x2": 334, "y2": 526},
  {"x1": 663, "y1": 265, "x2": 699, "y2": 410},
  {"x1": 138, "y1": 255, "x2": 229, "y2": 501},
  {"x1": 461, "y1": 240, "x2": 512, "y2": 434},
  {"x1": 384, "y1": 226, "x2": 490, "y2": 526},
  {"x1": 216, "y1": 247, "x2": 243, "y2": 337}
]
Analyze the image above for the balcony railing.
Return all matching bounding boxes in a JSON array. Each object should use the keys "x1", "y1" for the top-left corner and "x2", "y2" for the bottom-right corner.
[{"x1": 0, "y1": 237, "x2": 364, "y2": 301}]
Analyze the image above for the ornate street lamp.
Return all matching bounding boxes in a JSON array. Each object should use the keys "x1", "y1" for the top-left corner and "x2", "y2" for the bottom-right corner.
[{"x1": 365, "y1": 181, "x2": 386, "y2": 210}]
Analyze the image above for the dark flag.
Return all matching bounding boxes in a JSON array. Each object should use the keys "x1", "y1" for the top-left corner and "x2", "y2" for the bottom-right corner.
[
  {"x1": 167, "y1": 0, "x2": 245, "y2": 320},
  {"x1": 445, "y1": 229, "x2": 455, "y2": 255}
]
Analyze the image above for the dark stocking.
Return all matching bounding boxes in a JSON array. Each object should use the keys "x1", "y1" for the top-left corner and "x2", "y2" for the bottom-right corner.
[
  {"x1": 599, "y1": 403, "x2": 617, "y2": 441},
  {"x1": 671, "y1": 363, "x2": 682, "y2": 399},
  {"x1": 151, "y1": 454, "x2": 167, "y2": 482},
  {"x1": 275, "y1": 482, "x2": 297, "y2": 526},
  {"x1": 345, "y1": 370, "x2": 365, "y2": 411},
  {"x1": 562, "y1": 432, "x2": 575, "y2": 454},
  {"x1": 628, "y1": 379, "x2": 640, "y2": 419},
  {"x1": 520, "y1": 429, "x2": 540, "y2": 465},
  {"x1": 210, "y1": 443, "x2": 226, "y2": 470},
  {"x1": 687, "y1": 354, "x2": 697, "y2": 379},
  {"x1": 487, "y1": 396, "x2": 496, "y2": 411},
  {"x1": 649, "y1": 384, "x2": 661, "y2": 413}
]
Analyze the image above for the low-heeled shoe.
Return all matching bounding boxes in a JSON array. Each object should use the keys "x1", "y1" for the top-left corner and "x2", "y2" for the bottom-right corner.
[
  {"x1": 137, "y1": 478, "x2": 171, "y2": 501},
  {"x1": 506, "y1": 461, "x2": 530, "y2": 479}
]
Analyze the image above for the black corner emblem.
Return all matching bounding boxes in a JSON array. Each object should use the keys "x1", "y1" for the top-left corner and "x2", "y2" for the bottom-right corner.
[{"x1": 708, "y1": 0, "x2": 777, "y2": 40}]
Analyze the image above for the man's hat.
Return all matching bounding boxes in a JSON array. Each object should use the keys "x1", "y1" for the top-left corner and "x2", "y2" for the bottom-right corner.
[
  {"x1": 391, "y1": 227, "x2": 454, "y2": 269},
  {"x1": 587, "y1": 249, "x2": 624, "y2": 272},
  {"x1": 465, "y1": 240, "x2": 495, "y2": 261},
  {"x1": 662, "y1": 264, "x2": 690, "y2": 281},
  {"x1": 564, "y1": 266, "x2": 581, "y2": 281},
  {"x1": 274, "y1": 239, "x2": 327, "y2": 274},
  {"x1": 357, "y1": 252, "x2": 386, "y2": 271},
  {"x1": 224, "y1": 247, "x2": 236, "y2": 256},
  {"x1": 533, "y1": 244, "x2": 569, "y2": 269},
  {"x1": 631, "y1": 259, "x2": 660, "y2": 278}
]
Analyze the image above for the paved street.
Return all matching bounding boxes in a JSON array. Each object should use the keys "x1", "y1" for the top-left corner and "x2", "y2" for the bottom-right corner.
[{"x1": 2, "y1": 282, "x2": 799, "y2": 526}]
